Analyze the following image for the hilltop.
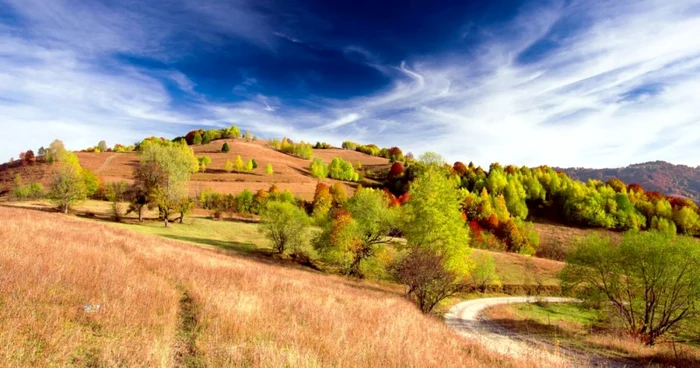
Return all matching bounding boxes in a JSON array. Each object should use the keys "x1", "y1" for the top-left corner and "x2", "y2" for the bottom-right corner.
[
  {"x1": 0, "y1": 139, "x2": 391, "y2": 200},
  {"x1": 558, "y1": 161, "x2": 700, "y2": 203}
]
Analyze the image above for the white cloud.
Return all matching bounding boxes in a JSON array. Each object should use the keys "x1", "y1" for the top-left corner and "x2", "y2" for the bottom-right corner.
[{"x1": 1, "y1": 0, "x2": 699, "y2": 169}]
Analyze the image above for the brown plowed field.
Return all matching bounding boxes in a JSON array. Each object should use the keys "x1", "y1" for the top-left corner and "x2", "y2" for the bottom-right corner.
[{"x1": 2, "y1": 139, "x2": 390, "y2": 200}]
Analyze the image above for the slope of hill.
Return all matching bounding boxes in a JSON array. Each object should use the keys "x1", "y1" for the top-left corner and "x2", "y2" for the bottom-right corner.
[
  {"x1": 0, "y1": 206, "x2": 525, "y2": 367},
  {"x1": 558, "y1": 161, "x2": 700, "y2": 203},
  {"x1": 0, "y1": 140, "x2": 391, "y2": 200}
]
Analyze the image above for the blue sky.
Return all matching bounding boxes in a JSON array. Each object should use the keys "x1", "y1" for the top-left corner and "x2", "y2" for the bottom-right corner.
[{"x1": 1, "y1": 0, "x2": 699, "y2": 168}]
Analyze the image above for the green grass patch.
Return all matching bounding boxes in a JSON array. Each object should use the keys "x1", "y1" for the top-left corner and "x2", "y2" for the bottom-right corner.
[
  {"x1": 113, "y1": 218, "x2": 271, "y2": 255},
  {"x1": 510, "y1": 302, "x2": 599, "y2": 329}
]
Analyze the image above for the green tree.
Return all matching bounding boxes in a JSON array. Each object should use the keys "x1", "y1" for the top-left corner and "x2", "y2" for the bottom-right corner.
[
  {"x1": 251, "y1": 159, "x2": 258, "y2": 169},
  {"x1": 49, "y1": 151, "x2": 87, "y2": 213},
  {"x1": 221, "y1": 142, "x2": 230, "y2": 153},
  {"x1": 260, "y1": 201, "x2": 311, "y2": 255},
  {"x1": 315, "y1": 188, "x2": 395, "y2": 277},
  {"x1": 310, "y1": 158, "x2": 328, "y2": 179},
  {"x1": 265, "y1": 163, "x2": 274, "y2": 175},
  {"x1": 105, "y1": 180, "x2": 128, "y2": 221},
  {"x1": 198, "y1": 156, "x2": 211, "y2": 172},
  {"x1": 138, "y1": 140, "x2": 198, "y2": 227},
  {"x1": 97, "y1": 140, "x2": 107, "y2": 152},
  {"x1": 245, "y1": 159, "x2": 254, "y2": 172},
  {"x1": 672, "y1": 207, "x2": 698, "y2": 235},
  {"x1": 560, "y1": 232, "x2": 700, "y2": 345},
  {"x1": 225, "y1": 160, "x2": 234, "y2": 173},
  {"x1": 396, "y1": 166, "x2": 471, "y2": 312},
  {"x1": 192, "y1": 133, "x2": 202, "y2": 145},
  {"x1": 469, "y1": 252, "x2": 499, "y2": 292}
]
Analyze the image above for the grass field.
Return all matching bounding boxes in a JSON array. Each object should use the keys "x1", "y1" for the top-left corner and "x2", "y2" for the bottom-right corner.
[
  {"x1": 0, "y1": 206, "x2": 537, "y2": 367},
  {"x1": 484, "y1": 302, "x2": 700, "y2": 367}
]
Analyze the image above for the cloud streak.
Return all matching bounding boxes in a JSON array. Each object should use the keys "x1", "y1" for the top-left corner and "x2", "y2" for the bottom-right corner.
[{"x1": 0, "y1": 0, "x2": 699, "y2": 168}]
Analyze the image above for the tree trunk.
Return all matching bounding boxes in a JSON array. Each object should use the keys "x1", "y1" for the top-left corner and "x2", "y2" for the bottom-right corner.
[
  {"x1": 138, "y1": 207, "x2": 143, "y2": 222},
  {"x1": 164, "y1": 217, "x2": 169, "y2": 228},
  {"x1": 179, "y1": 212, "x2": 184, "y2": 223},
  {"x1": 63, "y1": 204, "x2": 68, "y2": 214}
]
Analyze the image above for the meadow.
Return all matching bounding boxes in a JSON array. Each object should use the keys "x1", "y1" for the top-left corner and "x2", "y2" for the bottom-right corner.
[{"x1": 0, "y1": 206, "x2": 531, "y2": 367}]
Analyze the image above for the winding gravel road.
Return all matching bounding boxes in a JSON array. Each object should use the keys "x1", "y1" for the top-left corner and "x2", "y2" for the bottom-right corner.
[{"x1": 445, "y1": 297, "x2": 633, "y2": 367}]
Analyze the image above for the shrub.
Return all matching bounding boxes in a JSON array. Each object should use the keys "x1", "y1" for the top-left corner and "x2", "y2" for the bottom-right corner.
[
  {"x1": 198, "y1": 156, "x2": 211, "y2": 172},
  {"x1": 310, "y1": 158, "x2": 328, "y2": 179},
  {"x1": 314, "y1": 142, "x2": 332, "y2": 149},
  {"x1": 328, "y1": 157, "x2": 360, "y2": 182},
  {"x1": 279, "y1": 139, "x2": 313, "y2": 159},
  {"x1": 221, "y1": 142, "x2": 230, "y2": 153},
  {"x1": 265, "y1": 163, "x2": 273, "y2": 175},
  {"x1": 469, "y1": 252, "x2": 499, "y2": 292},
  {"x1": 192, "y1": 133, "x2": 202, "y2": 145},
  {"x1": 259, "y1": 201, "x2": 311, "y2": 255}
]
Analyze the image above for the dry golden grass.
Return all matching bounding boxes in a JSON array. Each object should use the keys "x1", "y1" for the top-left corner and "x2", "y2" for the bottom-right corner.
[
  {"x1": 534, "y1": 222, "x2": 622, "y2": 261},
  {"x1": 0, "y1": 206, "x2": 525, "y2": 367}
]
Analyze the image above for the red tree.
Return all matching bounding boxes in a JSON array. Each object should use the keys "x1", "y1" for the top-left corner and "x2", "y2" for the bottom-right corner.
[
  {"x1": 24, "y1": 150, "x2": 35, "y2": 165},
  {"x1": 388, "y1": 162, "x2": 405, "y2": 179},
  {"x1": 453, "y1": 161, "x2": 468, "y2": 176}
]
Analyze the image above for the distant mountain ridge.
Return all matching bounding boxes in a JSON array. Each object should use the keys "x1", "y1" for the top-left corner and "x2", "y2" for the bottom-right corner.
[{"x1": 557, "y1": 161, "x2": 700, "y2": 203}]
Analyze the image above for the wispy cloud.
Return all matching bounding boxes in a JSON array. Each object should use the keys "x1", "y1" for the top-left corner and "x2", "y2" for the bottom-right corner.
[{"x1": 1, "y1": 0, "x2": 699, "y2": 168}]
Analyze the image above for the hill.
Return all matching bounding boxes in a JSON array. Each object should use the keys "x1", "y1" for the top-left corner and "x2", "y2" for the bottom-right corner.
[
  {"x1": 0, "y1": 139, "x2": 391, "y2": 200},
  {"x1": 558, "y1": 161, "x2": 700, "y2": 203},
  {"x1": 0, "y1": 206, "x2": 524, "y2": 367}
]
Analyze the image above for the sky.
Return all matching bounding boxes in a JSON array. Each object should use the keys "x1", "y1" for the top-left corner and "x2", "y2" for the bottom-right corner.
[{"x1": 1, "y1": 0, "x2": 699, "y2": 168}]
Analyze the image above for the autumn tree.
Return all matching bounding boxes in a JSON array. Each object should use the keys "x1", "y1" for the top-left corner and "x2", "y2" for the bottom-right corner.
[
  {"x1": 137, "y1": 140, "x2": 198, "y2": 227},
  {"x1": 234, "y1": 155, "x2": 244, "y2": 173},
  {"x1": 312, "y1": 182, "x2": 332, "y2": 219},
  {"x1": 388, "y1": 162, "x2": 404, "y2": 179},
  {"x1": 560, "y1": 232, "x2": 700, "y2": 346},
  {"x1": 225, "y1": 160, "x2": 234, "y2": 173},
  {"x1": 48, "y1": 151, "x2": 87, "y2": 213},
  {"x1": 265, "y1": 163, "x2": 274, "y2": 175},
  {"x1": 315, "y1": 188, "x2": 396, "y2": 278},
  {"x1": 329, "y1": 183, "x2": 347, "y2": 207}
]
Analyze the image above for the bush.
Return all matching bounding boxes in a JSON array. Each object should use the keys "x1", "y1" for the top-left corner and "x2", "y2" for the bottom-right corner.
[
  {"x1": 265, "y1": 163, "x2": 273, "y2": 175},
  {"x1": 259, "y1": 201, "x2": 311, "y2": 255},
  {"x1": 279, "y1": 138, "x2": 313, "y2": 159},
  {"x1": 469, "y1": 252, "x2": 499, "y2": 292},
  {"x1": 328, "y1": 157, "x2": 360, "y2": 182},
  {"x1": 221, "y1": 142, "x2": 230, "y2": 153},
  {"x1": 310, "y1": 158, "x2": 328, "y2": 179}
]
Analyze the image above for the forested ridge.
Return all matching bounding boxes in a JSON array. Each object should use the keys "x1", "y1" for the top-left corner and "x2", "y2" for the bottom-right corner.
[{"x1": 559, "y1": 161, "x2": 700, "y2": 203}]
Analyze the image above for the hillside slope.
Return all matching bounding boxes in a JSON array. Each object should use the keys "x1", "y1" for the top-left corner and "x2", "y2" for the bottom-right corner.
[
  {"x1": 0, "y1": 206, "x2": 522, "y2": 367},
  {"x1": 0, "y1": 140, "x2": 391, "y2": 200},
  {"x1": 559, "y1": 161, "x2": 700, "y2": 203}
]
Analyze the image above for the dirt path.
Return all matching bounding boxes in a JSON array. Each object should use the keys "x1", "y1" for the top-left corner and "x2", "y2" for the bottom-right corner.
[
  {"x1": 445, "y1": 297, "x2": 633, "y2": 367},
  {"x1": 95, "y1": 153, "x2": 118, "y2": 173}
]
